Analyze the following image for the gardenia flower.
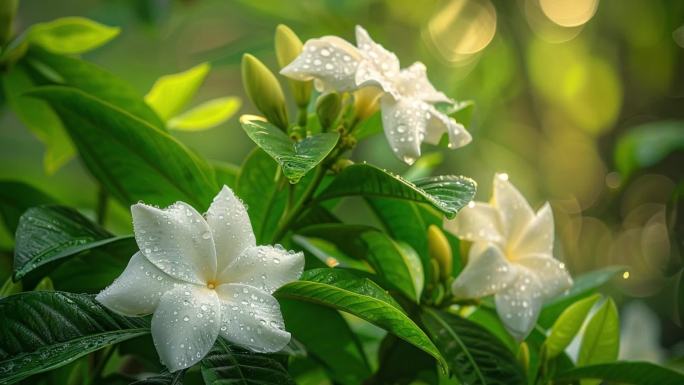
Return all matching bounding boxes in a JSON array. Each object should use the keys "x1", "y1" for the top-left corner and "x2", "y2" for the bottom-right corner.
[
  {"x1": 444, "y1": 173, "x2": 573, "y2": 340},
  {"x1": 281, "y1": 25, "x2": 471, "y2": 165},
  {"x1": 96, "y1": 186, "x2": 304, "y2": 371}
]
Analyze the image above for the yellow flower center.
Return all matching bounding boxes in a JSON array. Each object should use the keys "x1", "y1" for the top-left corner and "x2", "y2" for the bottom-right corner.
[{"x1": 207, "y1": 280, "x2": 218, "y2": 290}]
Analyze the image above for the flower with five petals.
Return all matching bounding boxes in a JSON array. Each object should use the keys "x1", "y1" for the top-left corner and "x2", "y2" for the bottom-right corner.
[
  {"x1": 444, "y1": 173, "x2": 573, "y2": 340},
  {"x1": 280, "y1": 25, "x2": 471, "y2": 164},
  {"x1": 96, "y1": 186, "x2": 304, "y2": 371}
]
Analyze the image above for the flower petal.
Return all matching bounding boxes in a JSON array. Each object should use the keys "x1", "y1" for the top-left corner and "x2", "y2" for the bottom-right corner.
[
  {"x1": 395, "y1": 62, "x2": 452, "y2": 104},
  {"x1": 424, "y1": 107, "x2": 472, "y2": 149},
  {"x1": 451, "y1": 244, "x2": 515, "y2": 299},
  {"x1": 280, "y1": 36, "x2": 363, "y2": 93},
  {"x1": 218, "y1": 245, "x2": 304, "y2": 294},
  {"x1": 96, "y1": 252, "x2": 181, "y2": 316},
  {"x1": 380, "y1": 96, "x2": 426, "y2": 164},
  {"x1": 216, "y1": 283, "x2": 291, "y2": 353},
  {"x1": 444, "y1": 202, "x2": 503, "y2": 244},
  {"x1": 517, "y1": 254, "x2": 573, "y2": 300},
  {"x1": 494, "y1": 266, "x2": 543, "y2": 341},
  {"x1": 491, "y1": 174, "x2": 535, "y2": 243},
  {"x1": 355, "y1": 25, "x2": 400, "y2": 77},
  {"x1": 206, "y1": 186, "x2": 256, "y2": 274},
  {"x1": 132, "y1": 202, "x2": 216, "y2": 285},
  {"x1": 151, "y1": 285, "x2": 220, "y2": 372},
  {"x1": 510, "y1": 202, "x2": 554, "y2": 259}
]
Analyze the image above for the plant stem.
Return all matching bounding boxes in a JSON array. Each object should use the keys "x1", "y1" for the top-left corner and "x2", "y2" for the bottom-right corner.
[
  {"x1": 95, "y1": 186, "x2": 108, "y2": 225},
  {"x1": 296, "y1": 106, "x2": 308, "y2": 128},
  {"x1": 272, "y1": 166, "x2": 326, "y2": 243},
  {"x1": 88, "y1": 345, "x2": 114, "y2": 385}
]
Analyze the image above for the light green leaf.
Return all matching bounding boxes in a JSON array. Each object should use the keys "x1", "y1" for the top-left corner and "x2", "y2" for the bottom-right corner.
[
  {"x1": 0, "y1": 291, "x2": 148, "y2": 385},
  {"x1": 240, "y1": 115, "x2": 339, "y2": 183},
  {"x1": 275, "y1": 268, "x2": 447, "y2": 371},
  {"x1": 421, "y1": 308, "x2": 525, "y2": 385},
  {"x1": 0, "y1": 277, "x2": 22, "y2": 299},
  {"x1": 578, "y1": 298, "x2": 619, "y2": 378},
  {"x1": 0, "y1": 181, "x2": 55, "y2": 234},
  {"x1": 615, "y1": 120, "x2": 684, "y2": 178},
  {"x1": 168, "y1": 97, "x2": 241, "y2": 131},
  {"x1": 145, "y1": 62, "x2": 211, "y2": 121},
  {"x1": 27, "y1": 17, "x2": 120, "y2": 55},
  {"x1": 27, "y1": 86, "x2": 218, "y2": 210},
  {"x1": 32, "y1": 276, "x2": 54, "y2": 291},
  {"x1": 555, "y1": 361, "x2": 684, "y2": 385},
  {"x1": 544, "y1": 294, "x2": 601, "y2": 359},
  {"x1": 2, "y1": 64, "x2": 74, "y2": 173},
  {"x1": 315, "y1": 164, "x2": 477, "y2": 219}
]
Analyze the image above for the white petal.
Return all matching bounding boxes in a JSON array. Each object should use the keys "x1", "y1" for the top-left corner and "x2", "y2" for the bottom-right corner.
[
  {"x1": 151, "y1": 285, "x2": 220, "y2": 372},
  {"x1": 491, "y1": 174, "x2": 535, "y2": 243},
  {"x1": 216, "y1": 283, "x2": 291, "y2": 353},
  {"x1": 206, "y1": 186, "x2": 256, "y2": 274},
  {"x1": 218, "y1": 245, "x2": 304, "y2": 294},
  {"x1": 280, "y1": 35, "x2": 363, "y2": 93},
  {"x1": 395, "y1": 62, "x2": 452, "y2": 103},
  {"x1": 444, "y1": 202, "x2": 503, "y2": 244},
  {"x1": 424, "y1": 107, "x2": 472, "y2": 149},
  {"x1": 510, "y1": 202, "x2": 554, "y2": 259},
  {"x1": 132, "y1": 202, "x2": 216, "y2": 285},
  {"x1": 451, "y1": 244, "x2": 516, "y2": 299},
  {"x1": 380, "y1": 96, "x2": 426, "y2": 164},
  {"x1": 517, "y1": 254, "x2": 573, "y2": 301},
  {"x1": 355, "y1": 26, "x2": 400, "y2": 77},
  {"x1": 494, "y1": 266, "x2": 543, "y2": 341},
  {"x1": 96, "y1": 252, "x2": 181, "y2": 316}
]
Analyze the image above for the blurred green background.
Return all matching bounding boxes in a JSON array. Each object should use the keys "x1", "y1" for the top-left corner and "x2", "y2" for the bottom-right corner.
[{"x1": 1, "y1": 0, "x2": 683, "y2": 365}]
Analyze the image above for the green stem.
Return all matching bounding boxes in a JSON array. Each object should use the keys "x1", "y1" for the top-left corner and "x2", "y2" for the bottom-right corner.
[
  {"x1": 296, "y1": 106, "x2": 308, "y2": 129},
  {"x1": 95, "y1": 186, "x2": 108, "y2": 226},
  {"x1": 272, "y1": 166, "x2": 326, "y2": 243}
]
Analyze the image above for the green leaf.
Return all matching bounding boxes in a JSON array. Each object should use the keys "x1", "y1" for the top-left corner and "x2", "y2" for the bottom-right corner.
[
  {"x1": 275, "y1": 268, "x2": 447, "y2": 370},
  {"x1": 0, "y1": 181, "x2": 55, "y2": 234},
  {"x1": 240, "y1": 115, "x2": 339, "y2": 183},
  {"x1": 0, "y1": 291, "x2": 148, "y2": 385},
  {"x1": 448, "y1": 100, "x2": 475, "y2": 128},
  {"x1": 212, "y1": 161, "x2": 240, "y2": 189},
  {"x1": 27, "y1": 17, "x2": 120, "y2": 55},
  {"x1": 615, "y1": 120, "x2": 684, "y2": 178},
  {"x1": 352, "y1": 111, "x2": 382, "y2": 140},
  {"x1": 200, "y1": 339, "x2": 294, "y2": 385},
  {"x1": 298, "y1": 224, "x2": 424, "y2": 302},
  {"x1": 280, "y1": 299, "x2": 371, "y2": 385},
  {"x1": 544, "y1": 294, "x2": 601, "y2": 359},
  {"x1": 168, "y1": 97, "x2": 241, "y2": 131},
  {"x1": 402, "y1": 152, "x2": 444, "y2": 181},
  {"x1": 578, "y1": 298, "x2": 619, "y2": 371},
  {"x1": 13, "y1": 205, "x2": 134, "y2": 284},
  {"x1": 25, "y1": 47, "x2": 164, "y2": 130},
  {"x1": 555, "y1": 361, "x2": 684, "y2": 385},
  {"x1": 0, "y1": 276, "x2": 22, "y2": 299},
  {"x1": 130, "y1": 371, "x2": 185, "y2": 385},
  {"x1": 145, "y1": 62, "x2": 211, "y2": 121},
  {"x1": 27, "y1": 86, "x2": 218, "y2": 210},
  {"x1": 315, "y1": 164, "x2": 476, "y2": 218},
  {"x1": 2, "y1": 64, "x2": 74, "y2": 173},
  {"x1": 421, "y1": 308, "x2": 526, "y2": 385}
]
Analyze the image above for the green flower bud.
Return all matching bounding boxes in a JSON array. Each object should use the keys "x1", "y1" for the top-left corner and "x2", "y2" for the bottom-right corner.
[
  {"x1": 0, "y1": 0, "x2": 18, "y2": 46},
  {"x1": 241, "y1": 53, "x2": 289, "y2": 130},
  {"x1": 429, "y1": 259, "x2": 441, "y2": 285},
  {"x1": 353, "y1": 86, "x2": 382, "y2": 121},
  {"x1": 316, "y1": 92, "x2": 342, "y2": 130},
  {"x1": 428, "y1": 225, "x2": 453, "y2": 282},
  {"x1": 430, "y1": 283, "x2": 445, "y2": 306},
  {"x1": 275, "y1": 24, "x2": 312, "y2": 108}
]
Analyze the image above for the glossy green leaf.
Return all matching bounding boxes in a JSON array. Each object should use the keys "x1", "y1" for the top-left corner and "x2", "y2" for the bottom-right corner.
[
  {"x1": 130, "y1": 371, "x2": 184, "y2": 385},
  {"x1": 421, "y1": 308, "x2": 525, "y2": 385},
  {"x1": 3, "y1": 65, "x2": 74, "y2": 173},
  {"x1": 27, "y1": 17, "x2": 120, "y2": 55},
  {"x1": 0, "y1": 181, "x2": 55, "y2": 234},
  {"x1": 240, "y1": 115, "x2": 339, "y2": 183},
  {"x1": 0, "y1": 291, "x2": 148, "y2": 385},
  {"x1": 544, "y1": 294, "x2": 601, "y2": 359},
  {"x1": 0, "y1": 277, "x2": 22, "y2": 299},
  {"x1": 555, "y1": 361, "x2": 684, "y2": 385},
  {"x1": 168, "y1": 97, "x2": 241, "y2": 131},
  {"x1": 13, "y1": 205, "x2": 134, "y2": 284},
  {"x1": 27, "y1": 86, "x2": 218, "y2": 210},
  {"x1": 315, "y1": 164, "x2": 476, "y2": 218},
  {"x1": 615, "y1": 120, "x2": 684, "y2": 178},
  {"x1": 578, "y1": 298, "x2": 619, "y2": 374},
  {"x1": 145, "y1": 63, "x2": 211, "y2": 121},
  {"x1": 200, "y1": 339, "x2": 294, "y2": 385},
  {"x1": 276, "y1": 268, "x2": 446, "y2": 370},
  {"x1": 280, "y1": 299, "x2": 371, "y2": 385}
]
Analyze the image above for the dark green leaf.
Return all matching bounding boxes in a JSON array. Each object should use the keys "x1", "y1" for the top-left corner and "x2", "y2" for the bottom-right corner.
[
  {"x1": 315, "y1": 164, "x2": 476, "y2": 218},
  {"x1": 352, "y1": 111, "x2": 382, "y2": 140},
  {"x1": 555, "y1": 361, "x2": 684, "y2": 385},
  {"x1": 275, "y1": 268, "x2": 447, "y2": 370},
  {"x1": 614, "y1": 120, "x2": 684, "y2": 178},
  {"x1": 0, "y1": 181, "x2": 55, "y2": 234},
  {"x1": 211, "y1": 161, "x2": 240, "y2": 189},
  {"x1": 0, "y1": 291, "x2": 148, "y2": 385},
  {"x1": 421, "y1": 308, "x2": 525, "y2": 385},
  {"x1": 240, "y1": 116, "x2": 339, "y2": 183},
  {"x1": 27, "y1": 86, "x2": 218, "y2": 210},
  {"x1": 130, "y1": 371, "x2": 184, "y2": 385}
]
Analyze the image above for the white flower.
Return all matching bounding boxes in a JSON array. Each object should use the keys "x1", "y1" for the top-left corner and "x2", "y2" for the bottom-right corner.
[
  {"x1": 96, "y1": 186, "x2": 304, "y2": 371},
  {"x1": 444, "y1": 173, "x2": 573, "y2": 340},
  {"x1": 280, "y1": 25, "x2": 471, "y2": 165}
]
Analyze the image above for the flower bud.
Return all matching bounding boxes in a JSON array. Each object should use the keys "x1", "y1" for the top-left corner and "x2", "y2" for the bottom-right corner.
[
  {"x1": 241, "y1": 53, "x2": 289, "y2": 130},
  {"x1": 428, "y1": 225, "x2": 453, "y2": 282},
  {"x1": 0, "y1": 0, "x2": 18, "y2": 45},
  {"x1": 275, "y1": 24, "x2": 312, "y2": 109},
  {"x1": 316, "y1": 92, "x2": 342, "y2": 130},
  {"x1": 353, "y1": 86, "x2": 382, "y2": 121}
]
